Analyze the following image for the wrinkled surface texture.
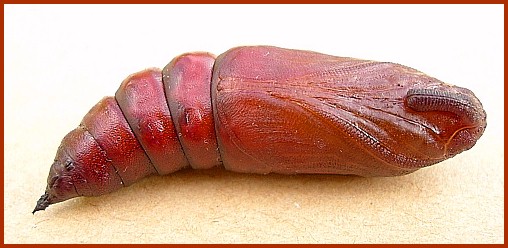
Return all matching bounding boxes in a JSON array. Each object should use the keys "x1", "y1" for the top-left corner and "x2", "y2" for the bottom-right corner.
[
  {"x1": 34, "y1": 46, "x2": 486, "y2": 212},
  {"x1": 212, "y1": 46, "x2": 486, "y2": 176}
]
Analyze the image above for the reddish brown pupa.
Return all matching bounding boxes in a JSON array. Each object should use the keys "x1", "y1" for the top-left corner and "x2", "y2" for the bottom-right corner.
[{"x1": 34, "y1": 46, "x2": 486, "y2": 213}]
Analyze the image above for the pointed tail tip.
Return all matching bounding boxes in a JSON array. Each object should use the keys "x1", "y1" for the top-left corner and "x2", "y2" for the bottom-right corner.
[{"x1": 33, "y1": 192, "x2": 51, "y2": 214}]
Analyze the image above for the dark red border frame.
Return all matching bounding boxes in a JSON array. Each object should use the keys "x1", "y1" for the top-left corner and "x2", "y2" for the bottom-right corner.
[{"x1": 1, "y1": 2, "x2": 505, "y2": 246}]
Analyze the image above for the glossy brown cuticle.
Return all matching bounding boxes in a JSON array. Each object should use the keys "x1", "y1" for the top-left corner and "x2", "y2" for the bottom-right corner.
[{"x1": 34, "y1": 46, "x2": 487, "y2": 213}]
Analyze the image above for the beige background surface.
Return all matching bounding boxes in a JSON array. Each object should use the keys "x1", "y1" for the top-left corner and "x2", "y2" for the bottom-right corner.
[{"x1": 5, "y1": 5, "x2": 504, "y2": 243}]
